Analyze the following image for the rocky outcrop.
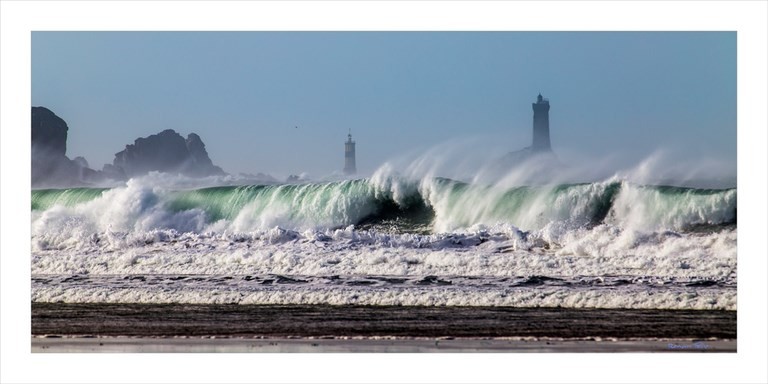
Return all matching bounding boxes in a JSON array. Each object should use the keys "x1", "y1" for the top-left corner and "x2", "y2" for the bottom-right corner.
[
  {"x1": 32, "y1": 107, "x2": 100, "y2": 187},
  {"x1": 112, "y1": 129, "x2": 225, "y2": 178},
  {"x1": 113, "y1": 129, "x2": 189, "y2": 176},
  {"x1": 32, "y1": 107, "x2": 68, "y2": 157},
  {"x1": 183, "y1": 133, "x2": 225, "y2": 177},
  {"x1": 32, "y1": 107, "x2": 227, "y2": 187}
]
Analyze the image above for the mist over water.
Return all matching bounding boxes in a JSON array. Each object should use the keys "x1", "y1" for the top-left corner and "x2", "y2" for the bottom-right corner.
[{"x1": 357, "y1": 137, "x2": 736, "y2": 189}]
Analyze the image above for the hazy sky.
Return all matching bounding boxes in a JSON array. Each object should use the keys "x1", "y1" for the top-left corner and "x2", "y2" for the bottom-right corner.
[{"x1": 32, "y1": 32, "x2": 736, "y2": 179}]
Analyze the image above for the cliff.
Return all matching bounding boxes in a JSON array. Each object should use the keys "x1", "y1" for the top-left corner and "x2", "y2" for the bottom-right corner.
[{"x1": 31, "y1": 107, "x2": 100, "y2": 187}]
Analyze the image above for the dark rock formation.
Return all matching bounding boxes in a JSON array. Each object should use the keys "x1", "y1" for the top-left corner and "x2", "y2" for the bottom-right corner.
[
  {"x1": 32, "y1": 107, "x2": 226, "y2": 186},
  {"x1": 113, "y1": 129, "x2": 188, "y2": 176},
  {"x1": 182, "y1": 133, "x2": 225, "y2": 177},
  {"x1": 32, "y1": 107, "x2": 68, "y2": 157},
  {"x1": 112, "y1": 129, "x2": 225, "y2": 178},
  {"x1": 32, "y1": 107, "x2": 101, "y2": 187}
]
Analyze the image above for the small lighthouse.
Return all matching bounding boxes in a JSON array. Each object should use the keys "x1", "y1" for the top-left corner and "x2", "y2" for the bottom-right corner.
[
  {"x1": 343, "y1": 130, "x2": 356, "y2": 175},
  {"x1": 531, "y1": 93, "x2": 551, "y2": 152}
]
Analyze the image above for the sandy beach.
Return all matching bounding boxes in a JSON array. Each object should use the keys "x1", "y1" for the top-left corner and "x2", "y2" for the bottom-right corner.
[
  {"x1": 32, "y1": 335, "x2": 735, "y2": 353},
  {"x1": 31, "y1": 303, "x2": 735, "y2": 352}
]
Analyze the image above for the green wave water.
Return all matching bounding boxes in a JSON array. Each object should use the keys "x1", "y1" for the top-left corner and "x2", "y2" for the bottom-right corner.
[
  {"x1": 31, "y1": 188, "x2": 109, "y2": 211},
  {"x1": 31, "y1": 178, "x2": 737, "y2": 233}
]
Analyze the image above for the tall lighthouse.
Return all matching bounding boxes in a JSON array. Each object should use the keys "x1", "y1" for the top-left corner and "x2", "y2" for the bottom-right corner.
[
  {"x1": 343, "y1": 131, "x2": 356, "y2": 175},
  {"x1": 531, "y1": 93, "x2": 551, "y2": 152}
]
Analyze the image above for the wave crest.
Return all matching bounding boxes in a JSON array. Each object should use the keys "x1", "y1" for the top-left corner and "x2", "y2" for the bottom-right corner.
[{"x1": 32, "y1": 175, "x2": 736, "y2": 243}]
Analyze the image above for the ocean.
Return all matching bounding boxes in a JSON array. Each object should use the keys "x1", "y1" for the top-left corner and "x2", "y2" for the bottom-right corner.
[{"x1": 31, "y1": 172, "x2": 736, "y2": 314}]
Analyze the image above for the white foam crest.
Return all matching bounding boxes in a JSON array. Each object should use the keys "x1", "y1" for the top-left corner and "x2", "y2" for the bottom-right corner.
[
  {"x1": 420, "y1": 179, "x2": 618, "y2": 233},
  {"x1": 548, "y1": 225, "x2": 736, "y2": 279},
  {"x1": 369, "y1": 148, "x2": 627, "y2": 233},
  {"x1": 360, "y1": 143, "x2": 738, "y2": 239},
  {"x1": 32, "y1": 179, "x2": 209, "y2": 251},
  {"x1": 32, "y1": 226, "x2": 736, "y2": 280},
  {"x1": 222, "y1": 181, "x2": 381, "y2": 232},
  {"x1": 31, "y1": 284, "x2": 736, "y2": 310},
  {"x1": 369, "y1": 163, "x2": 423, "y2": 206},
  {"x1": 607, "y1": 183, "x2": 736, "y2": 231},
  {"x1": 32, "y1": 178, "x2": 394, "y2": 246}
]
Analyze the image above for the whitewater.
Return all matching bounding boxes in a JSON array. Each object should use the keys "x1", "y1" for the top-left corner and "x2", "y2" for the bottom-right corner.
[{"x1": 31, "y1": 168, "x2": 737, "y2": 310}]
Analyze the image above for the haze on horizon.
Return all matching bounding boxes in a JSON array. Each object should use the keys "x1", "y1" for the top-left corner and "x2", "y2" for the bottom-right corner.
[{"x1": 32, "y1": 32, "x2": 736, "y2": 181}]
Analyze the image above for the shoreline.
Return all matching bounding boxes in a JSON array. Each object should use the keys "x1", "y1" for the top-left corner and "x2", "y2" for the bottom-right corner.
[
  {"x1": 32, "y1": 303, "x2": 736, "y2": 352},
  {"x1": 32, "y1": 335, "x2": 736, "y2": 353}
]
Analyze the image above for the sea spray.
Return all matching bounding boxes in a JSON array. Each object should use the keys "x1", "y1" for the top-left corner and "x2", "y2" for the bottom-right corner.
[
  {"x1": 418, "y1": 178, "x2": 622, "y2": 233},
  {"x1": 607, "y1": 184, "x2": 737, "y2": 231}
]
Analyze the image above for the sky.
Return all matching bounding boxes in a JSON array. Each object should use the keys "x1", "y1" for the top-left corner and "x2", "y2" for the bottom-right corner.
[{"x1": 31, "y1": 32, "x2": 736, "y2": 180}]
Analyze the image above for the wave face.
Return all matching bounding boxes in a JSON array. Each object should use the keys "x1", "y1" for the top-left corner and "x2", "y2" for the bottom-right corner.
[
  {"x1": 32, "y1": 188, "x2": 109, "y2": 211},
  {"x1": 31, "y1": 177, "x2": 736, "y2": 236}
]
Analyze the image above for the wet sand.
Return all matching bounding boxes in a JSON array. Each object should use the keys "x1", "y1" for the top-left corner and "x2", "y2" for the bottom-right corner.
[
  {"x1": 31, "y1": 303, "x2": 736, "y2": 352},
  {"x1": 32, "y1": 336, "x2": 735, "y2": 353}
]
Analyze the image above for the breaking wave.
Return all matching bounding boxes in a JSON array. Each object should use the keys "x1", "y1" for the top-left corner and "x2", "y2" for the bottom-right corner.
[
  {"x1": 31, "y1": 173, "x2": 737, "y2": 310},
  {"x1": 32, "y1": 175, "x2": 736, "y2": 237}
]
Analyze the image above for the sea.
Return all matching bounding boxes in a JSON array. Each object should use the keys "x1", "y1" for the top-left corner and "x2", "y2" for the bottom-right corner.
[{"x1": 31, "y1": 166, "x2": 737, "y2": 313}]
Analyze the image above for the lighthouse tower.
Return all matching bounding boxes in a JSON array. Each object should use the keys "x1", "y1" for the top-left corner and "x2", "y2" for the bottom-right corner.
[
  {"x1": 532, "y1": 94, "x2": 551, "y2": 152},
  {"x1": 343, "y1": 131, "x2": 356, "y2": 175}
]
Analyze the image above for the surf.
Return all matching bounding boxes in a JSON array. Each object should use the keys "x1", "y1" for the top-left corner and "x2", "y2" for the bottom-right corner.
[{"x1": 31, "y1": 175, "x2": 736, "y2": 239}]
